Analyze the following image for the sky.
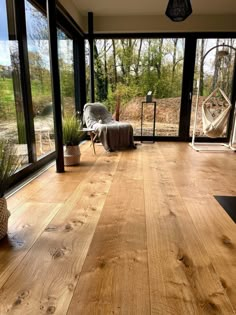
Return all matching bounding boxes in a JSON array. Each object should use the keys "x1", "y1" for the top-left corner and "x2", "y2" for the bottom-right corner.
[
  {"x1": 0, "y1": 0, "x2": 72, "y2": 68},
  {"x1": 0, "y1": 0, "x2": 11, "y2": 66}
]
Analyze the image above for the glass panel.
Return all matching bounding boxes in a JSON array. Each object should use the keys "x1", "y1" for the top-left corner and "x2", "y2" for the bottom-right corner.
[
  {"x1": 0, "y1": 0, "x2": 28, "y2": 166},
  {"x1": 190, "y1": 38, "x2": 236, "y2": 137},
  {"x1": 57, "y1": 29, "x2": 75, "y2": 116},
  {"x1": 93, "y1": 38, "x2": 185, "y2": 137},
  {"x1": 25, "y1": 0, "x2": 55, "y2": 158}
]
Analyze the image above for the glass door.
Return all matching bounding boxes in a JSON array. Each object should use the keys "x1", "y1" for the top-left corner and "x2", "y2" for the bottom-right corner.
[
  {"x1": 190, "y1": 38, "x2": 236, "y2": 138},
  {"x1": 0, "y1": 0, "x2": 29, "y2": 167},
  {"x1": 92, "y1": 37, "x2": 185, "y2": 138}
]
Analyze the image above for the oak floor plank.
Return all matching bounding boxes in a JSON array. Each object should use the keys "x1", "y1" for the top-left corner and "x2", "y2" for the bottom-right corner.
[
  {"x1": 182, "y1": 196, "x2": 236, "y2": 311},
  {"x1": 67, "y1": 148, "x2": 150, "y2": 315},
  {"x1": 0, "y1": 202, "x2": 62, "y2": 288},
  {"x1": 159, "y1": 143, "x2": 236, "y2": 310},
  {"x1": 0, "y1": 152, "x2": 120, "y2": 315},
  {"x1": 143, "y1": 144, "x2": 235, "y2": 315},
  {"x1": 160, "y1": 143, "x2": 236, "y2": 310},
  {"x1": 7, "y1": 141, "x2": 94, "y2": 212}
]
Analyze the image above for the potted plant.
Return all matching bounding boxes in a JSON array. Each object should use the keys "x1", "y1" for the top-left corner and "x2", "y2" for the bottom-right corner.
[
  {"x1": 63, "y1": 114, "x2": 84, "y2": 166},
  {"x1": 0, "y1": 140, "x2": 19, "y2": 240}
]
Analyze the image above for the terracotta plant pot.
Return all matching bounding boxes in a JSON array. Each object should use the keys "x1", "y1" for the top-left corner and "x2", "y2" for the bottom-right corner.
[
  {"x1": 0, "y1": 197, "x2": 10, "y2": 240},
  {"x1": 64, "y1": 145, "x2": 81, "y2": 166}
]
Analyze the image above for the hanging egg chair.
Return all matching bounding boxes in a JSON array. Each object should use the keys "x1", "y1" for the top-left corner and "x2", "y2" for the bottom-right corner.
[
  {"x1": 202, "y1": 88, "x2": 232, "y2": 138},
  {"x1": 190, "y1": 43, "x2": 236, "y2": 151}
]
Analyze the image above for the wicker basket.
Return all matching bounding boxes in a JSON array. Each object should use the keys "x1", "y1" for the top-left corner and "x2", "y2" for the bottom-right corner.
[{"x1": 0, "y1": 198, "x2": 10, "y2": 240}]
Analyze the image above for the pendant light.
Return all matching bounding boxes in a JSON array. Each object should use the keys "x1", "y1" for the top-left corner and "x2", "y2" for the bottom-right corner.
[{"x1": 165, "y1": 0, "x2": 192, "y2": 22}]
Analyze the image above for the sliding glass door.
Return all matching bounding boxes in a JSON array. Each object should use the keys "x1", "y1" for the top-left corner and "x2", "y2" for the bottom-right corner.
[
  {"x1": 25, "y1": 0, "x2": 55, "y2": 159},
  {"x1": 0, "y1": 0, "x2": 28, "y2": 167},
  {"x1": 92, "y1": 37, "x2": 185, "y2": 138},
  {"x1": 190, "y1": 38, "x2": 236, "y2": 138}
]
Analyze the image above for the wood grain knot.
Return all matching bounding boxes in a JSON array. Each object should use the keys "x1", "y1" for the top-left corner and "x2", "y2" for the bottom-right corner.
[
  {"x1": 169, "y1": 210, "x2": 176, "y2": 216},
  {"x1": 177, "y1": 251, "x2": 192, "y2": 268},
  {"x1": 47, "y1": 306, "x2": 56, "y2": 314},
  {"x1": 13, "y1": 297, "x2": 22, "y2": 306},
  {"x1": 201, "y1": 300, "x2": 219, "y2": 313},
  {"x1": 220, "y1": 277, "x2": 227, "y2": 289},
  {"x1": 22, "y1": 224, "x2": 31, "y2": 228},
  {"x1": 72, "y1": 219, "x2": 84, "y2": 226},
  {"x1": 19, "y1": 290, "x2": 29, "y2": 299},
  {"x1": 68, "y1": 283, "x2": 74, "y2": 291},
  {"x1": 222, "y1": 235, "x2": 234, "y2": 249},
  {"x1": 13, "y1": 289, "x2": 30, "y2": 307},
  {"x1": 98, "y1": 259, "x2": 106, "y2": 269},
  {"x1": 45, "y1": 226, "x2": 58, "y2": 232},
  {"x1": 65, "y1": 223, "x2": 73, "y2": 231},
  {"x1": 50, "y1": 248, "x2": 65, "y2": 259}
]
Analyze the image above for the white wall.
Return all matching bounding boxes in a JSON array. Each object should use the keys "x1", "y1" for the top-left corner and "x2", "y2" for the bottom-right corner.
[
  {"x1": 57, "y1": 1, "x2": 236, "y2": 34},
  {"x1": 84, "y1": 15, "x2": 236, "y2": 34}
]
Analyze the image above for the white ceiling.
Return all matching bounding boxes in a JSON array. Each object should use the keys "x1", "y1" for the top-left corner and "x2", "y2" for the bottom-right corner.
[{"x1": 71, "y1": 0, "x2": 236, "y2": 16}]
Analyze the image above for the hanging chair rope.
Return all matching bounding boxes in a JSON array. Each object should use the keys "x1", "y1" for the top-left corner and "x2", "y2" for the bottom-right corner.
[{"x1": 202, "y1": 88, "x2": 232, "y2": 138}]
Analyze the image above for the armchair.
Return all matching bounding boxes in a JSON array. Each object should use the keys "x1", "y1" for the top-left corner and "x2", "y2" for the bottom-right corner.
[{"x1": 83, "y1": 103, "x2": 136, "y2": 152}]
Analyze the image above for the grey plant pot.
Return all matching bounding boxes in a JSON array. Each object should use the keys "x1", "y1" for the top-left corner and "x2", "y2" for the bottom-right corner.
[{"x1": 64, "y1": 145, "x2": 81, "y2": 166}]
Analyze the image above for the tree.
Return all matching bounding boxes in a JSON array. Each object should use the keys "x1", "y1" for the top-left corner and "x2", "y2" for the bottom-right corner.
[
  {"x1": 199, "y1": 39, "x2": 205, "y2": 96},
  {"x1": 112, "y1": 40, "x2": 118, "y2": 91},
  {"x1": 212, "y1": 38, "x2": 220, "y2": 91},
  {"x1": 94, "y1": 40, "x2": 108, "y2": 102}
]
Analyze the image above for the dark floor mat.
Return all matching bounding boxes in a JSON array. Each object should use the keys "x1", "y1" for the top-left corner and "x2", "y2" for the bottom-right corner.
[{"x1": 214, "y1": 196, "x2": 236, "y2": 223}]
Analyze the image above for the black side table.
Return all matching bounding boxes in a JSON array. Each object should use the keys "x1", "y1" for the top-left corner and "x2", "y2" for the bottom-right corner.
[{"x1": 141, "y1": 101, "x2": 157, "y2": 142}]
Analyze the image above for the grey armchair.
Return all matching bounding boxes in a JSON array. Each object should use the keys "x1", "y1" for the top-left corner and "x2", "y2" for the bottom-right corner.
[{"x1": 83, "y1": 103, "x2": 136, "y2": 152}]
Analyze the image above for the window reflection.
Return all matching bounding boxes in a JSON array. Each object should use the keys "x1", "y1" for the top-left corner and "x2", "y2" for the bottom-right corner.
[
  {"x1": 0, "y1": 0, "x2": 28, "y2": 166},
  {"x1": 25, "y1": 0, "x2": 55, "y2": 158},
  {"x1": 57, "y1": 29, "x2": 75, "y2": 116}
]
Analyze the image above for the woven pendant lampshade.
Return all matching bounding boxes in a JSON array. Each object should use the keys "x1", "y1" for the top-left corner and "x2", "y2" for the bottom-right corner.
[{"x1": 165, "y1": 0, "x2": 192, "y2": 22}]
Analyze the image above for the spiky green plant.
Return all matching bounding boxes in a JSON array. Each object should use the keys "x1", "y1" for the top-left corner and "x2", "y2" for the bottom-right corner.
[
  {"x1": 0, "y1": 140, "x2": 20, "y2": 198},
  {"x1": 62, "y1": 115, "x2": 84, "y2": 146}
]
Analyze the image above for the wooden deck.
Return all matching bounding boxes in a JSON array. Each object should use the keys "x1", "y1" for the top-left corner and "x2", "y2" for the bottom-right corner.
[{"x1": 0, "y1": 142, "x2": 235, "y2": 315}]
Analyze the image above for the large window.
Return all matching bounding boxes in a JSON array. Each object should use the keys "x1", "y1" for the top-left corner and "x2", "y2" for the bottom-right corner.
[
  {"x1": 58, "y1": 29, "x2": 75, "y2": 116},
  {"x1": 25, "y1": 0, "x2": 55, "y2": 158},
  {"x1": 93, "y1": 38, "x2": 185, "y2": 137},
  {"x1": 0, "y1": 0, "x2": 28, "y2": 165},
  {"x1": 190, "y1": 38, "x2": 236, "y2": 137}
]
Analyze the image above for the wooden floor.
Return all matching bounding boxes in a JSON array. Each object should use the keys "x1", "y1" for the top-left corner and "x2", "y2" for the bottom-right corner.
[{"x1": 0, "y1": 142, "x2": 235, "y2": 315}]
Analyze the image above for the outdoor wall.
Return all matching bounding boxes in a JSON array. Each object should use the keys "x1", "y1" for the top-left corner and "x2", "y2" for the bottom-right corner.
[{"x1": 82, "y1": 15, "x2": 236, "y2": 34}]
